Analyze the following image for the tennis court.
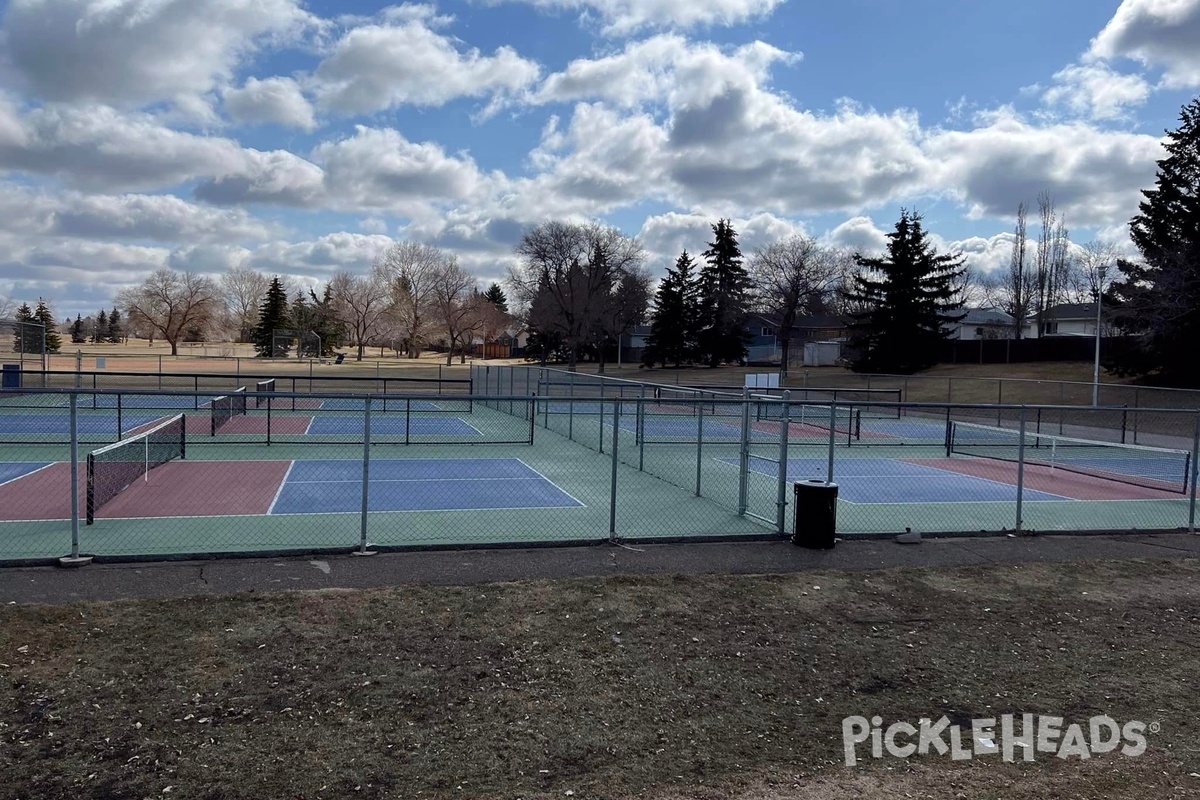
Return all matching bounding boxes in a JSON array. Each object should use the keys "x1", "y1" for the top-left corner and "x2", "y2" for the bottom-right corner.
[{"x1": 0, "y1": 364, "x2": 1195, "y2": 562}]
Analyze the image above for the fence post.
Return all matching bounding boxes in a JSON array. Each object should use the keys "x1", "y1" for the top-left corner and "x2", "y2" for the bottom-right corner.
[
  {"x1": 568, "y1": 372, "x2": 575, "y2": 441},
  {"x1": 826, "y1": 403, "x2": 836, "y2": 483},
  {"x1": 529, "y1": 393, "x2": 536, "y2": 445},
  {"x1": 356, "y1": 396, "x2": 375, "y2": 556},
  {"x1": 638, "y1": 386, "x2": 645, "y2": 471},
  {"x1": 63, "y1": 391, "x2": 85, "y2": 564},
  {"x1": 776, "y1": 391, "x2": 790, "y2": 535},
  {"x1": 1133, "y1": 388, "x2": 1141, "y2": 444},
  {"x1": 609, "y1": 399, "x2": 620, "y2": 541},
  {"x1": 1015, "y1": 407, "x2": 1027, "y2": 534},
  {"x1": 1189, "y1": 413, "x2": 1198, "y2": 533},
  {"x1": 695, "y1": 403, "x2": 704, "y2": 497},
  {"x1": 116, "y1": 394, "x2": 123, "y2": 440},
  {"x1": 405, "y1": 397, "x2": 411, "y2": 446},
  {"x1": 738, "y1": 389, "x2": 750, "y2": 515}
]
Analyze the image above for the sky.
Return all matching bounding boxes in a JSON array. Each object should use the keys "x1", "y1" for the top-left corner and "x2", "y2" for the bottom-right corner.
[{"x1": 0, "y1": 0, "x2": 1198, "y2": 318}]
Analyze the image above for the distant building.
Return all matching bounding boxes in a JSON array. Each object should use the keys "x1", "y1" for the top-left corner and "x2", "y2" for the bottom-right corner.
[{"x1": 946, "y1": 307, "x2": 1019, "y2": 340}]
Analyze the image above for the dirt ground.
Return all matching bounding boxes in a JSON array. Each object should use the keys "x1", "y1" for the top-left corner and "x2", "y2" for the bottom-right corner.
[{"x1": 2, "y1": 557, "x2": 1199, "y2": 799}]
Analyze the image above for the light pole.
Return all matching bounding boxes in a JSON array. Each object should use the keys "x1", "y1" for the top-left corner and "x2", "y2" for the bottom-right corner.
[{"x1": 1092, "y1": 265, "x2": 1106, "y2": 407}]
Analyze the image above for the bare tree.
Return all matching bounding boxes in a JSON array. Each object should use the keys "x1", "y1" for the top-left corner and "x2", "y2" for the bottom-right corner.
[
  {"x1": 748, "y1": 236, "x2": 844, "y2": 375},
  {"x1": 1005, "y1": 202, "x2": 1036, "y2": 338},
  {"x1": 373, "y1": 241, "x2": 445, "y2": 358},
  {"x1": 591, "y1": 265, "x2": 652, "y2": 373},
  {"x1": 1033, "y1": 193, "x2": 1072, "y2": 336},
  {"x1": 509, "y1": 221, "x2": 645, "y2": 370},
  {"x1": 330, "y1": 271, "x2": 389, "y2": 361},
  {"x1": 219, "y1": 265, "x2": 271, "y2": 343},
  {"x1": 0, "y1": 294, "x2": 14, "y2": 319},
  {"x1": 117, "y1": 270, "x2": 218, "y2": 355},
  {"x1": 429, "y1": 258, "x2": 482, "y2": 366}
]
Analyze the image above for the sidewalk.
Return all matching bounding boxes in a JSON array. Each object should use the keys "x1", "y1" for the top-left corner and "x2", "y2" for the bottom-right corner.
[{"x1": 3, "y1": 532, "x2": 1199, "y2": 605}]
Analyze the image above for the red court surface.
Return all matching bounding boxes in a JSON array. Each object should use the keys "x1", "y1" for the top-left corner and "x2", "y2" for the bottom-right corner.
[
  {"x1": 0, "y1": 461, "x2": 291, "y2": 521},
  {"x1": 0, "y1": 463, "x2": 82, "y2": 520},
  {"x1": 902, "y1": 458, "x2": 1180, "y2": 501}
]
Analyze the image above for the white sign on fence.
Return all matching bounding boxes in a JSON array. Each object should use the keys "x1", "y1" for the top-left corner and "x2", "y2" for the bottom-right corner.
[{"x1": 743, "y1": 372, "x2": 780, "y2": 389}]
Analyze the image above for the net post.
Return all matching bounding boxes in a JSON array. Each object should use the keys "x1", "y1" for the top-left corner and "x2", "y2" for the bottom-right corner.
[
  {"x1": 405, "y1": 397, "x2": 411, "y2": 446},
  {"x1": 266, "y1": 393, "x2": 271, "y2": 446},
  {"x1": 1015, "y1": 407, "x2": 1027, "y2": 534},
  {"x1": 356, "y1": 396, "x2": 375, "y2": 556},
  {"x1": 695, "y1": 402, "x2": 704, "y2": 497},
  {"x1": 1121, "y1": 407, "x2": 1128, "y2": 445},
  {"x1": 568, "y1": 373, "x2": 575, "y2": 441},
  {"x1": 777, "y1": 391, "x2": 790, "y2": 535},
  {"x1": 180, "y1": 413, "x2": 186, "y2": 460},
  {"x1": 826, "y1": 403, "x2": 836, "y2": 484},
  {"x1": 194, "y1": 376, "x2": 199, "y2": 410},
  {"x1": 1188, "y1": 413, "x2": 1198, "y2": 533},
  {"x1": 609, "y1": 399, "x2": 620, "y2": 542},
  {"x1": 117, "y1": 393, "x2": 123, "y2": 441},
  {"x1": 738, "y1": 388, "x2": 750, "y2": 516}
]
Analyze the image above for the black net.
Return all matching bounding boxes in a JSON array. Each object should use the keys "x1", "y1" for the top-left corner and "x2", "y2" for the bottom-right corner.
[
  {"x1": 211, "y1": 387, "x2": 248, "y2": 433},
  {"x1": 86, "y1": 414, "x2": 186, "y2": 524},
  {"x1": 255, "y1": 379, "x2": 275, "y2": 408},
  {"x1": 948, "y1": 420, "x2": 1192, "y2": 494}
]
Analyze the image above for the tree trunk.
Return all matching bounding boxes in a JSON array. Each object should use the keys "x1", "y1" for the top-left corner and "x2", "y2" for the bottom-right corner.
[
  {"x1": 780, "y1": 338, "x2": 790, "y2": 378},
  {"x1": 169, "y1": 339, "x2": 178, "y2": 356},
  {"x1": 356, "y1": 343, "x2": 365, "y2": 361}
]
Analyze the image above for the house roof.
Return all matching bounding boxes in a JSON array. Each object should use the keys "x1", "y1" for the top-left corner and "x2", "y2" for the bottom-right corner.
[
  {"x1": 747, "y1": 312, "x2": 849, "y2": 331},
  {"x1": 956, "y1": 307, "x2": 1015, "y2": 325},
  {"x1": 1043, "y1": 303, "x2": 1100, "y2": 320}
]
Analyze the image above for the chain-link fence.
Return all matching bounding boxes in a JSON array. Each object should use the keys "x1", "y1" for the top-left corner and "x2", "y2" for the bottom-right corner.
[
  {"x1": 1, "y1": 318, "x2": 47, "y2": 380},
  {"x1": 0, "y1": 365, "x2": 1196, "y2": 564}
]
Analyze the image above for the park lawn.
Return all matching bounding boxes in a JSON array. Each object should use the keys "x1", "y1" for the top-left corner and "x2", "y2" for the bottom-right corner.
[{"x1": 2, "y1": 557, "x2": 1199, "y2": 799}]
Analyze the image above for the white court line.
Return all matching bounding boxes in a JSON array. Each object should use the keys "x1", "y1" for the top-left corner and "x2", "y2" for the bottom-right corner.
[
  {"x1": 287, "y1": 476, "x2": 550, "y2": 484},
  {"x1": 0, "y1": 462, "x2": 54, "y2": 489},
  {"x1": 267, "y1": 460, "x2": 296, "y2": 515},
  {"x1": 514, "y1": 457, "x2": 587, "y2": 507}
]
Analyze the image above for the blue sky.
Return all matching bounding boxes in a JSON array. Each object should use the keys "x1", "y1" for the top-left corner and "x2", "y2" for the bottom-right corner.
[{"x1": 0, "y1": 0, "x2": 1198, "y2": 317}]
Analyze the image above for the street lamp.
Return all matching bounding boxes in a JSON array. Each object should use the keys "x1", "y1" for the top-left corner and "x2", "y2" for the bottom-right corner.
[{"x1": 1092, "y1": 265, "x2": 1107, "y2": 407}]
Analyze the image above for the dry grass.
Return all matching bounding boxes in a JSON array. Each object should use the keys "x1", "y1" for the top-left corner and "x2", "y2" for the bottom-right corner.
[{"x1": 3, "y1": 558, "x2": 1200, "y2": 799}]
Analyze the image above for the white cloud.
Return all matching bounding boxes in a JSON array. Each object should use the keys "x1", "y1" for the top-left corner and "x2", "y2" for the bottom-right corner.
[
  {"x1": 825, "y1": 216, "x2": 887, "y2": 253},
  {"x1": 529, "y1": 35, "x2": 798, "y2": 110},
  {"x1": 1040, "y1": 63, "x2": 1151, "y2": 120},
  {"x1": 311, "y1": 16, "x2": 540, "y2": 114},
  {"x1": 498, "y1": 0, "x2": 786, "y2": 35},
  {"x1": 926, "y1": 109, "x2": 1164, "y2": 227},
  {"x1": 0, "y1": 185, "x2": 276, "y2": 242},
  {"x1": 311, "y1": 126, "x2": 491, "y2": 212},
  {"x1": 1089, "y1": 0, "x2": 1200, "y2": 88},
  {"x1": 223, "y1": 77, "x2": 317, "y2": 130},
  {"x1": 246, "y1": 232, "x2": 394, "y2": 279},
  {"x1": 0, "y1": 0, "x2": 314, "y2": 113}
]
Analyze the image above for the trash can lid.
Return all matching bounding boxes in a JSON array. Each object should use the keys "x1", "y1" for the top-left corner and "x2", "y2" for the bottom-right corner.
[{"x1": 796, "y1": 479, "x2": 837, "y2": 487}]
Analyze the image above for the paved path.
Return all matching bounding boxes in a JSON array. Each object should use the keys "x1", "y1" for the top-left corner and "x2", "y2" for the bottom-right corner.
[{"x1": 2, "y1": 532, "x2": 1199, "y2": 605}]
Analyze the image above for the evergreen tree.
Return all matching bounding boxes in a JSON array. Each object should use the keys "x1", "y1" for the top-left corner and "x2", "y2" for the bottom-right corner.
[
  {"x1": 12, "y1": 303, "x2": 37, "y2": 353},
  {"x1": 92, "y1": 309, "x2": 108, "y2": 343},
  {"x1": 107, "y1": 307, "x2": 122, "y2": 343},
  {"x1": 309, "y1": 283, "x2": 343, "y2": 357},
  {"x1": 843, "y1": 210, "x2": 966, "y2": 374},
  {"x1": 483, "y1": 282, "x2": 508, "y2": 312},
  {"x1": 1106, "y1": 98, "x2": 1200, "y2": 385},
  {"x1": 70, "y1": 314, "x2": 86, "y2": 344},
  {"x1": 696, "y1": 219, "x2": 751, "y2": 367},
  {"x1": 252, "y1": 277, "x2": 291, "y2": 357},
  {"x1": 643, "y1": 251, "x2": 699, "y2": 368},
  {"x1": 33, "y1": 299, "x2": 61, "y2": 353}
]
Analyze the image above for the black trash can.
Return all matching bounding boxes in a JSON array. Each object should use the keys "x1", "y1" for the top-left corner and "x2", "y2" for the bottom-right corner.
[{"x1": 793, "y1": 480, "x2": 838, "y2": 549}]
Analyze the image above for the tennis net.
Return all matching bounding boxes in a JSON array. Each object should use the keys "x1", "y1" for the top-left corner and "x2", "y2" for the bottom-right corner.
[
  {"x1": 211, "y1": 386, "x2": 248, "y2": 434},
  {"x1": 255, "y1": 379, "x2": 275, "y2": 408},
  {"x1": 947, "y1": 420, "x2": 1192, "y2": 494},
  {"x1": 86, "y1": 413, "x2": 186, "y2": 524},
  {"x1": 753, "y1": 395, "x2": 861, "y2": 440}
]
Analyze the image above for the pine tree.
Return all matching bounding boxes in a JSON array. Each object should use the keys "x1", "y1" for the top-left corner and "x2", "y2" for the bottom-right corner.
[
  {"x1": 696, "y1": 219, "x2": 751, "y2": 367},
  {"x1": 483, "y1": 283, "x2": 508, "y2": 312},
  {"x1": 70, "y1": 314, "x2": 86, "y2": 344},
  {"x1": 643, "y1": 251, "x2": 699, "y2": 368},
  {"x1": 309, "y1": 283, "x2": 343, "y2": 357},
  {"x1": 843, "y1": 210, "x2": 966, "y2": 374},
  {"x1": 1106, "y1": 98, "x2": 1200, "y2": 385},
  {"x1": 33, "y1": 299, "x2": 61, "y2": 353},
  {"x1": 252, "y1": 277, "x2": 291, "y2": 357},
  {"x1": 12, "y1": 303, "x2": 36, "y2": 353},
  {"x1": 107, "y1": 307, "x2": 122, "y2": 343},
  {"x1": 92, "y1": 309, "x2": 108, "y2": 344}
]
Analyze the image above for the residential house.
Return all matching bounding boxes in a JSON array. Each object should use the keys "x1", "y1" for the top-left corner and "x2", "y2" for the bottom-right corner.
[
  {"x1": 744, "y1": 312, "x2": 849, "y2": 363},
  {"x1": 946, "y1": 307, "x2": 1019, "y2": 340},
  {"x1": 1025, "y1": 303, "x2": 1108, "y2": 338}
]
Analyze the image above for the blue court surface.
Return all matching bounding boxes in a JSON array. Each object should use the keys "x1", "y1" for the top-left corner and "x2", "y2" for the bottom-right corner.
[
  {"x1": 0, "y1": 462, "x2": 49, "y2": 486},
  {"x1": 0, "y1": 413, "x2": 164, "y2": 435},
  {"x1": 270, "y1": 458, "x2": 583, "y2": 514},
  {"x1": 305, "y1": 417, "x2": 481, "y2": 436},
  {"x1": 727, "y1": 456, "x2": 1070, "y2": 503},
  {"x1": 318, "y1": 397, "x2": 445, "y2": 411}
]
